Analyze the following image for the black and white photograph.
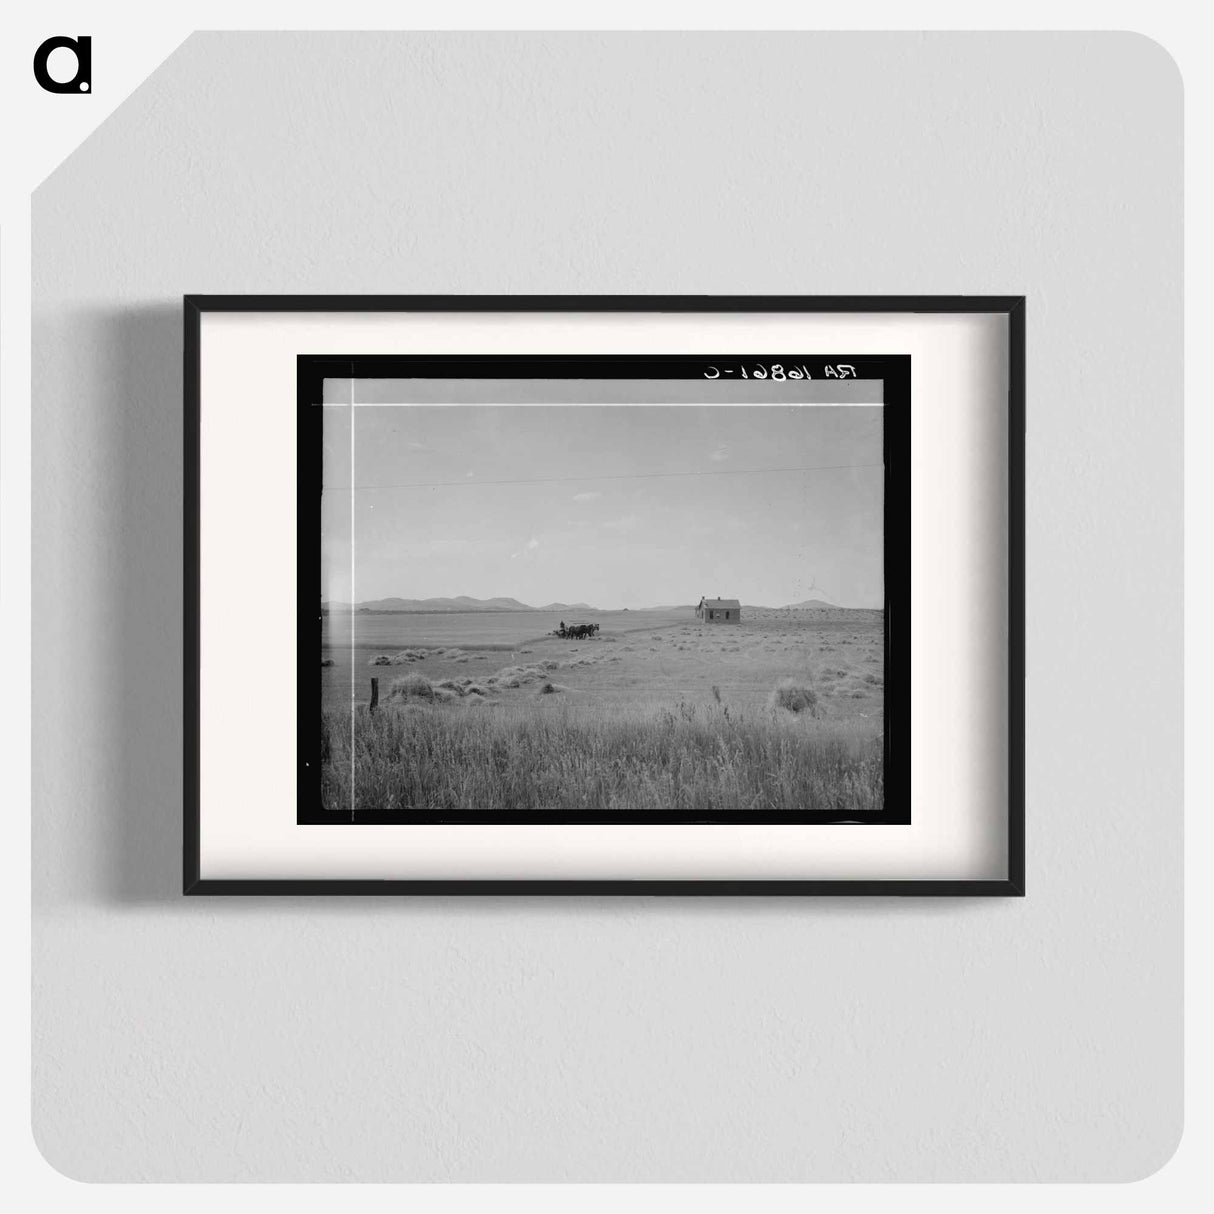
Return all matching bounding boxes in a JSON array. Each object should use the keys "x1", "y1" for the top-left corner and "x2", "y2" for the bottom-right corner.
[{"x1": 305, "y1": 356, "x2": 910, "y2": 823}]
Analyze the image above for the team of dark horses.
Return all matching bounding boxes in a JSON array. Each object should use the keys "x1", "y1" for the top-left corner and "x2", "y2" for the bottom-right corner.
[{"x1": 552, "y1": 621, "x2": 600, "y2": 640}]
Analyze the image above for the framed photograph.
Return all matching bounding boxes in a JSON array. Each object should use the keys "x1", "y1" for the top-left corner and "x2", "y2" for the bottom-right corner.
[{"x1": 185, "y1": 296, "x2": 1024, "y2": 894}]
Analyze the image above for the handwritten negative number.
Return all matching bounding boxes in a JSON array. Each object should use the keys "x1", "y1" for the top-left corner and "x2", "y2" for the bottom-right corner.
[{"x1": 703, "y1": 363, "x2": 856, "y2": 380}]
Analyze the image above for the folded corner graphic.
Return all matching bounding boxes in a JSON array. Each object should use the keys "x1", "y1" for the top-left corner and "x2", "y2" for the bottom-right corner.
[{"x1": 4, "y1": 18, "x2": 189, "y2": 204}]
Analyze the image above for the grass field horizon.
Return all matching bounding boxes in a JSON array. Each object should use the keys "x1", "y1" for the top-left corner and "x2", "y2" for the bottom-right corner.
[{"x1": 319, "y1": 606, "x2": 886, "y2": 815}]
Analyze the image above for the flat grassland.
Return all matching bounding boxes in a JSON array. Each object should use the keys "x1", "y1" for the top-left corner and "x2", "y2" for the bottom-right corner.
[{"x1": 319, "y1": 607, "x2": 884, "y2": 813}]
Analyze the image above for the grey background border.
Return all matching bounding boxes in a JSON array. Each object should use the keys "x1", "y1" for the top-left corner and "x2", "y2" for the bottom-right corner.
[{"x1": 32, "y1": 32, "x2": 1180, "y2": 1181}]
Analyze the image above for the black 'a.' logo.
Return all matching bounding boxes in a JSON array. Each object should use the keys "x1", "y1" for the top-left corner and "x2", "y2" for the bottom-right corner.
[{"x1": 33, "y1": 36, "x2": 91, "y2": 94}]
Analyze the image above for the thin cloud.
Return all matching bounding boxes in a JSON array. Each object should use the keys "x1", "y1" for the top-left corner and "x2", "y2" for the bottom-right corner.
[
  {"x1": 510, "y1": 536, "x2": 541, "y2": 560},
  {"x1": 710, "y1": 444, "x2": 729, "y2": 463},
  {"x1": 572, "y1": 491, "x2": 602, "y2": 502},
  {"x1": 603, "y1": 514, "x2": 640, "y2": 533}
]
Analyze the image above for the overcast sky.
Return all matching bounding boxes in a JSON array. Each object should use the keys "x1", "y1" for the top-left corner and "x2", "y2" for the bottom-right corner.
[{"x1": 321, "y1": 403, "x2": 884, "y2": 610}]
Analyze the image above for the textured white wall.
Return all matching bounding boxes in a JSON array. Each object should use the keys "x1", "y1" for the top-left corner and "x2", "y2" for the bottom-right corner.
[{"x1": 31, "y1": 32, "x2": 1181, "y2": 1181}]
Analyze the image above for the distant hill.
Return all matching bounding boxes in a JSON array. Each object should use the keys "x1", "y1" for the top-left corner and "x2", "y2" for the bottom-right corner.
[
  {"x1": 743, "y1": 599, "x2": 874, "y2": 611},
  {"x1": 355, "y1": 596, "x2": 534, "y2": 612},
  {"x1": 320, "y1": 595, "x2": 873, "y2": 614},
  {"x1": 326, "y1": 596, "x2": 600, "y2": 613}
]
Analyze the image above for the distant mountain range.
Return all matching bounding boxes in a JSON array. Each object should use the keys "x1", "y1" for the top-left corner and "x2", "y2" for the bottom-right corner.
[
  {"x1": 324, "y1": 596, "x2": 598, "y2": 613},
  {"x1": 745, "y1": 598, "x2": 873, "y2": 611},
  {"x1": 642, "y1": 599, "x2": 862, "y2": 612},
  {"x1": 322, "y1": 595, "x2": 871, "y2": 614}
]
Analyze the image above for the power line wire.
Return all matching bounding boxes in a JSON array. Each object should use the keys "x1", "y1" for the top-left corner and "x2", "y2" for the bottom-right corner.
[{"x1": 325, "y1": 461, "x2": 883, "y2": 491}]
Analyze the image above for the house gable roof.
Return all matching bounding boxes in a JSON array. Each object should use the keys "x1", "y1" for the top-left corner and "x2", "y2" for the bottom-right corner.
[{"x1": 699, "y1": 597, "x2": 741, "y2": 610}]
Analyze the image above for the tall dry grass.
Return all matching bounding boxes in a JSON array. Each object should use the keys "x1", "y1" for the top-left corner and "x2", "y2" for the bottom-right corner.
[{"x1": 321, "y1": 697, "x2": 882, "y2": 813}]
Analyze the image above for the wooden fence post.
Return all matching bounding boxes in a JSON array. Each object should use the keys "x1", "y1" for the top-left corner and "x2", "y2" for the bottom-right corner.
[{"x1": 370, "y1": 677, "x2": 379, "y2": 713}]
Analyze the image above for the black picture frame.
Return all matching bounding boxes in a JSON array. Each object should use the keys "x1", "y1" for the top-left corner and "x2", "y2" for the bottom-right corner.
[{"x1": 184, "y1": 295, "x2": 1025, "y2": 896}]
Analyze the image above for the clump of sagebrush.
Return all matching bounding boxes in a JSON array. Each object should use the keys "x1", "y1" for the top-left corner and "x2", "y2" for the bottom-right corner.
[
  {"x1": 485, "y1": 663, "x2": 552, "y2": 690},
  {"x1": 769, "y1": 678, "x2": 820, "y2": 716},
  {"x1": 385, "y1": 673, "x2": 436, "y2": 702},
  {"x1": 369, "y1": 648, "x2": 430, "y2": 666},
  {"x1": 381, "y1": 674, "x2": 509, "y2": 706}
]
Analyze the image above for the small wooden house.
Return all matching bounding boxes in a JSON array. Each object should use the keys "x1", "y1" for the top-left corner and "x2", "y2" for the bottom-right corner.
[{"x1": 696, "y1": 596, "x2": 741, "y2": 623}]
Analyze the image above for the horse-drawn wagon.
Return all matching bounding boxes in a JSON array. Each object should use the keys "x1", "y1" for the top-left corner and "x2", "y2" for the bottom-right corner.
[{"x1": 553, "y1": 621, "x2": 599, "y2": 640}]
